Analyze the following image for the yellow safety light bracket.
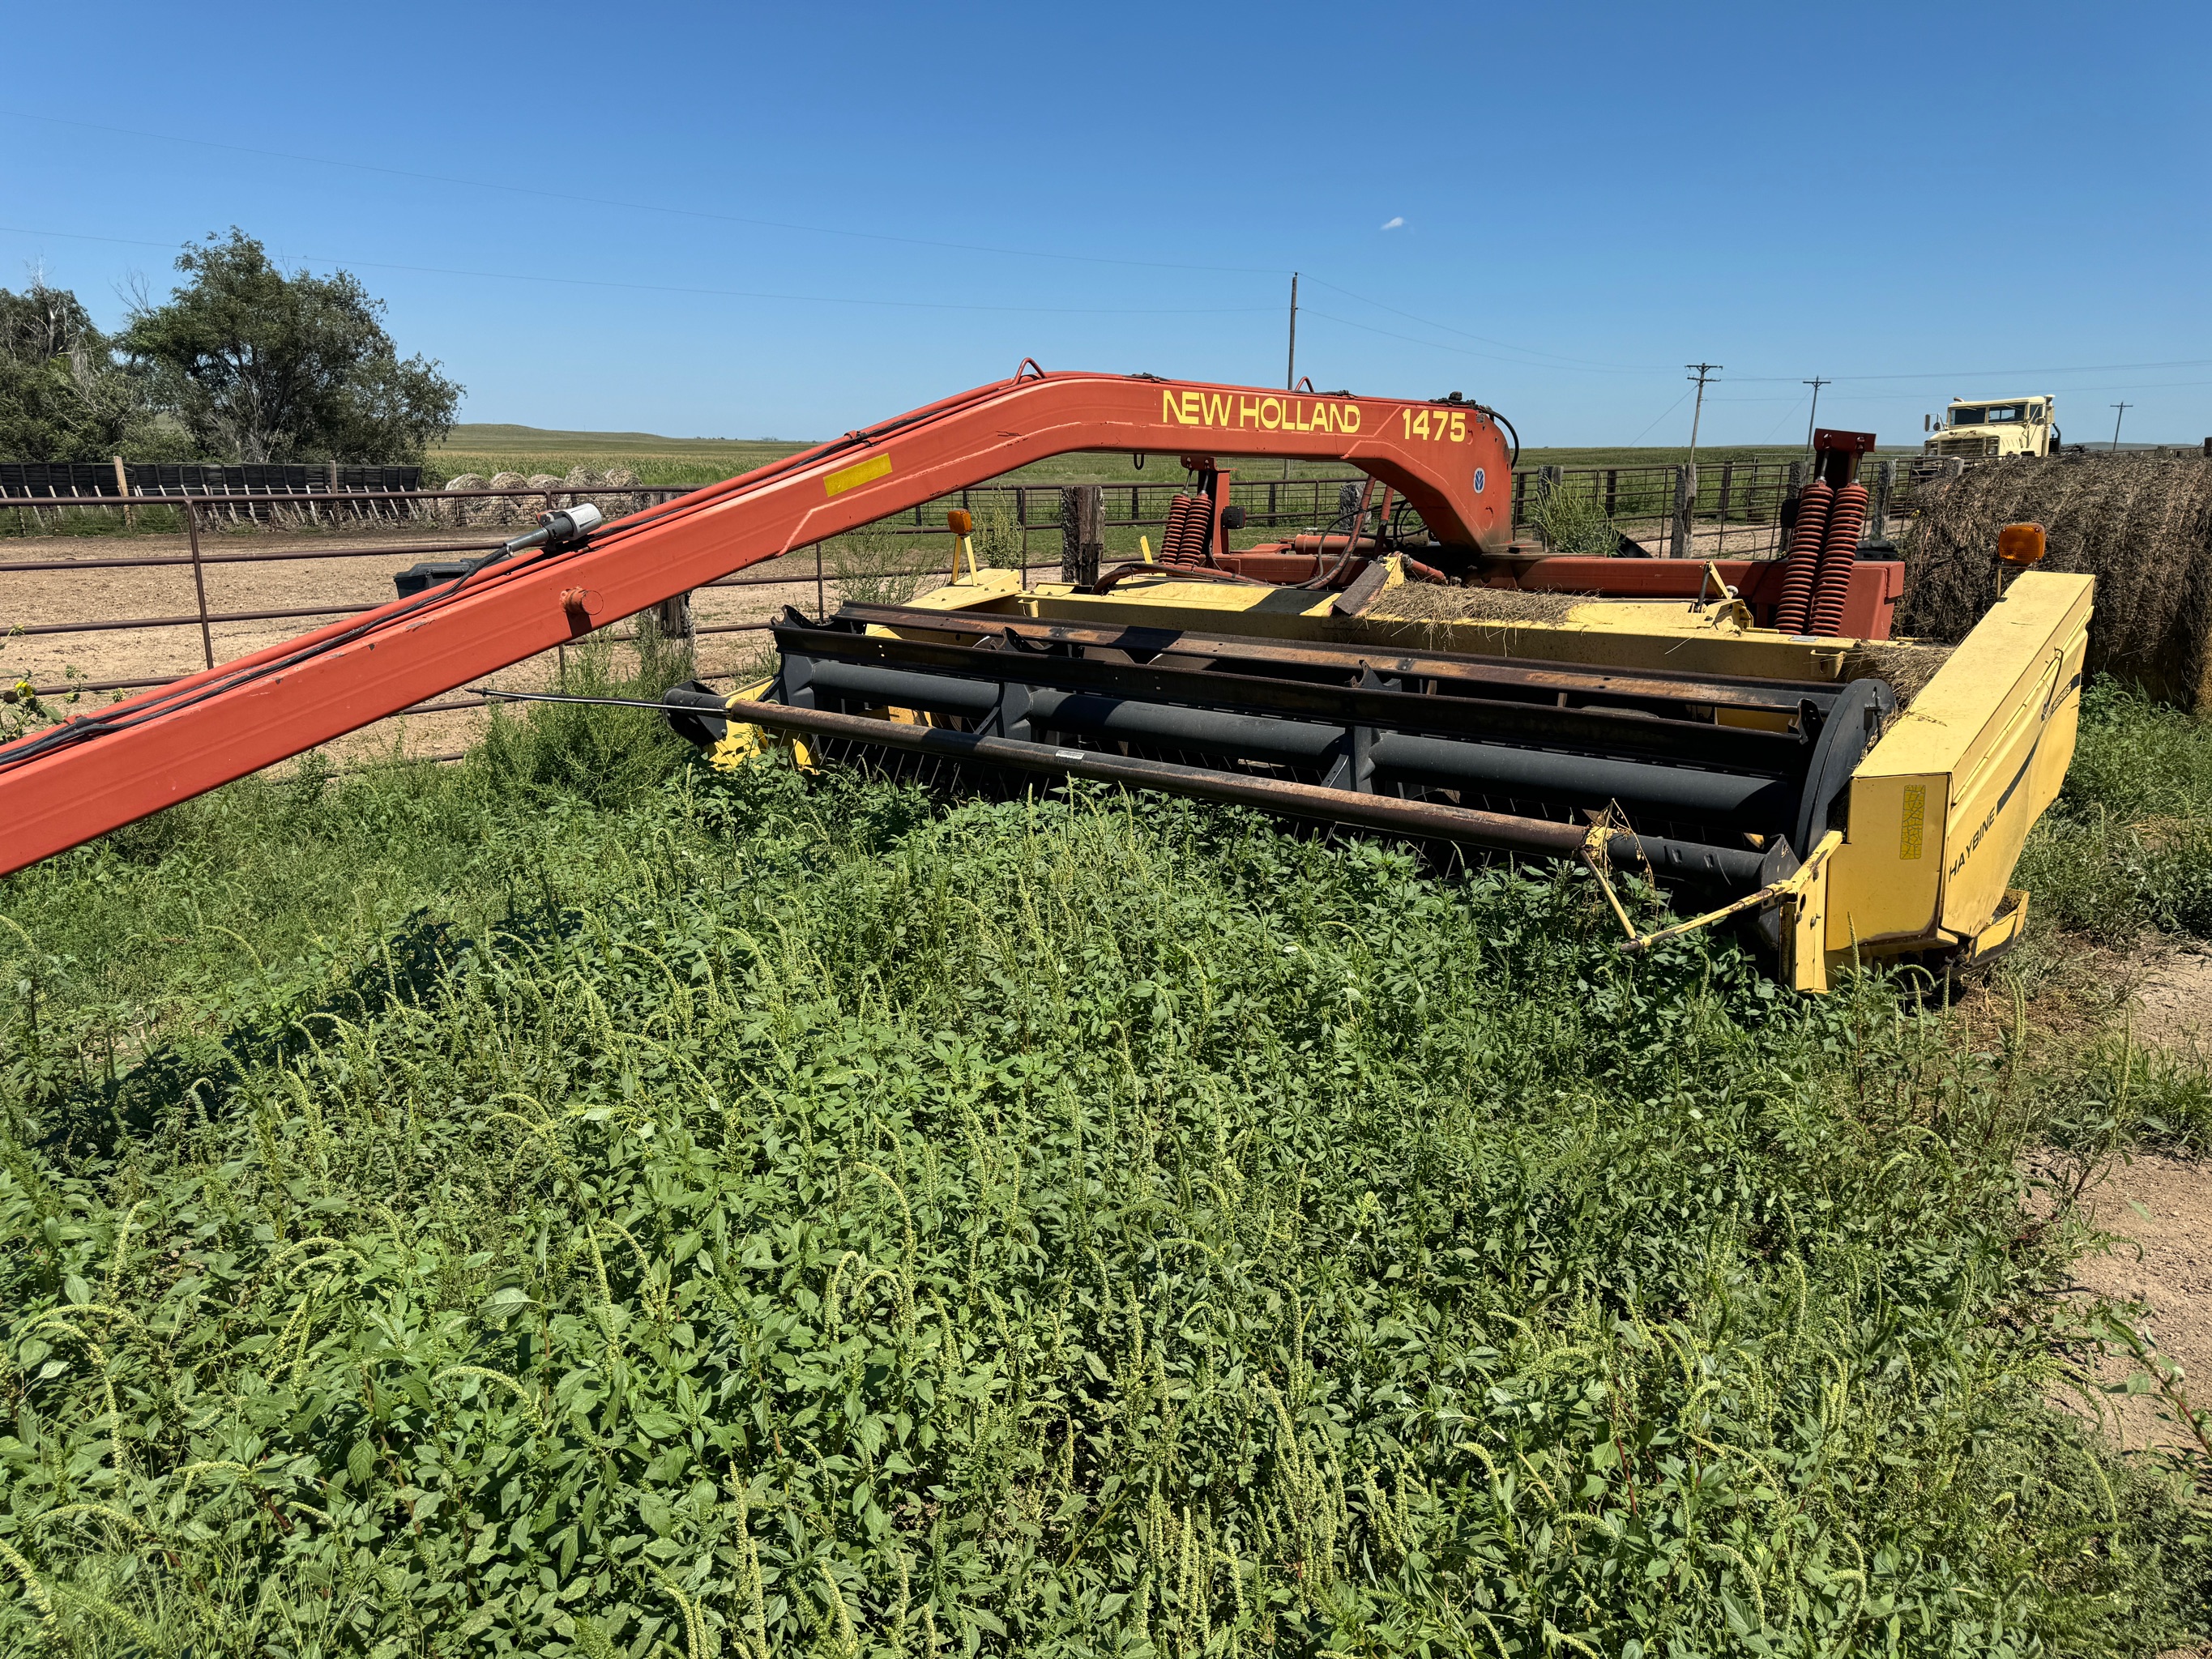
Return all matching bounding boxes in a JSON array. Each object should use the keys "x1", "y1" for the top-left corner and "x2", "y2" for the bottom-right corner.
[
  {"x1": 946, "y1": 509, "x2": 980, "y2": 582},
  {"x1": 1582, "y1": 826, "x2": 1844, "y2": 982}
]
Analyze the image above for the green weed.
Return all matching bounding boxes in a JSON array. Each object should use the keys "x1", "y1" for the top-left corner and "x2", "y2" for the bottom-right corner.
[
  {"x1": 1, "y1": 710, "x2": 2206, "y2": 1653},
  {"x1": 2015, "y1": 680, "x2": 2212, "y2": 940},
  {"x1": 1529, "y1": 475, "x2": 1621, "y2": 558}
]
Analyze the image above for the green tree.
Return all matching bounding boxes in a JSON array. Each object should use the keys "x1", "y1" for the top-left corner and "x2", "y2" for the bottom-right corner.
[
  {"x1": 122, "y1": 229, "x2": 462, "y2": 464},
  {"x1": 0, "y1": 280, "x2": 177, "y2": 461}
]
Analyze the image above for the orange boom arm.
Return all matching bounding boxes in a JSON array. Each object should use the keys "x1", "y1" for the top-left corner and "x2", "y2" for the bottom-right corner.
[{"x1": 0, "y1": 369, "x2": 1510, "y2": 876}]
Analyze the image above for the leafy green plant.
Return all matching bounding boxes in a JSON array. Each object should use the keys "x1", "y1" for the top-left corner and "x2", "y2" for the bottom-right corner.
[
  {"x1": 2015, "y1": 679, "x2": 2212, "y2": 940},
  {"x1": 970, "y1": 498, "x2": 1025, "y2": 570},
  {"x1": 1, "y1": 722, "x2": 2205, "y2": 1654},
  {"x1": 1530, "y1": 475, "x2": 1621, "y2": 558},
  {"x1": 831, "y1": 529, "x2": 930, "y2": 608}
]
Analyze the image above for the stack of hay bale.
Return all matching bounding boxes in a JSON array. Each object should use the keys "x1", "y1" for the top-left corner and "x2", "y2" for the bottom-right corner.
[
  {"x1": 427, "y1": 466, "x2": 651, "y2": 529},
  {"x1": 1898, "y1": 452, "x2": 2212, "y2": 709}
]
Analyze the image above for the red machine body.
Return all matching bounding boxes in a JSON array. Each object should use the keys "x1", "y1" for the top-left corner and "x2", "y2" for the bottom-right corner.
[{"x1": 0, "y1": 370, "x2": 1512, "y2": 877}]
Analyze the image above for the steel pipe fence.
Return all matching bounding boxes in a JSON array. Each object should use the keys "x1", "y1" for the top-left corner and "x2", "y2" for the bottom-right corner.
[{"x1": 3, "y1": 461, "x2": 1953, "y2": 751}]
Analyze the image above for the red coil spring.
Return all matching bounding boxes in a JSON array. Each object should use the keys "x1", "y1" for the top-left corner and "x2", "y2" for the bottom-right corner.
[
  {"x1": 1770, "y1": 480, "x2": 1833, "y2": 634},
  {"x1": 1808, "y1": 481, "x2": 1869, "y2": 637},
  {"x1": 1160, "y1": 493, "x2": 1210, "y2": 565}
]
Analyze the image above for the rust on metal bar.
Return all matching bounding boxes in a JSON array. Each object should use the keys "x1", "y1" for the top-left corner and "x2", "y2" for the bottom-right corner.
[
  {"x1": 184, "y1": 499, "x2": 214, "y2": 670},
  {"x1": 831, "y1": 601, "x2": 1834, "y2": 711}
]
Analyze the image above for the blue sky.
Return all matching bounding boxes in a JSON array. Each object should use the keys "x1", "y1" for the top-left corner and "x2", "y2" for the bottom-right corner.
[{"x1": 5, "y1": 2, "x2": 2206, "y2": 447}]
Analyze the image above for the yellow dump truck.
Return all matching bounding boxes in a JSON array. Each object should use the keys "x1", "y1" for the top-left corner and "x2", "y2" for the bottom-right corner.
[{"x1": 1924, "y1": 396, "x2": 2061, "y2": 459}]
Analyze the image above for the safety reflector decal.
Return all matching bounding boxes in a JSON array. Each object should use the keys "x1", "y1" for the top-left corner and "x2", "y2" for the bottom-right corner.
[{"x1": 825, "y1": 454, "x2": 893, "y2": 497}]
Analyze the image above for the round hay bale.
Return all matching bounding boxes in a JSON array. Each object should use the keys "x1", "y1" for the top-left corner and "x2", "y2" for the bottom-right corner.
[
  {"x1": 484, "y1": 471, "x2": 529, "y2": 527},
  {"x1": 602, "y1": 466, "x2": 643, "y2": 518},
  {"x1": 438, "y1": 472, "x2": 486, "y2": 529},
  {"x1": 1898, "y1": 453, "x2": 2212, "y2": 707}
]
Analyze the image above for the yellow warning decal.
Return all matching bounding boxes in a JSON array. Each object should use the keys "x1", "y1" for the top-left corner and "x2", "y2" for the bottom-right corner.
[
  {"x1": 824, "y1": 454, "x2": 892, "y2": 497},
  {"x1": 1899, "y1": 783, "x2": 1925, "y2": 860}
]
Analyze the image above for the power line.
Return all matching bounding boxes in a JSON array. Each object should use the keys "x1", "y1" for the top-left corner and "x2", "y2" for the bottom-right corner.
[
  {"x1": 1629, "y1": 389, "x2": 1693, "y2": 445},
  {"x1": 1300, "y1": 275, "x2": 1665, "y2": 373},
  {"x1": 1299, "y1": 309, "x2": 1670, "y2": 375},
  {"x1": 1728, "y1": 358, "x2": 2212, "y2": 384}
]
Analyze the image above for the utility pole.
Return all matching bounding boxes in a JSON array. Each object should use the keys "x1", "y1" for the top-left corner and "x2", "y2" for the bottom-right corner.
[
  {"x1": 1675, "y1": 364, "x2": 1720, "y2": 559},
  {"x1": 1283, "y1": 271, "x2": 1299, "y2": 480},
  {"x1": 1802, "y1": 377, "x2": 1830, "y2": 458},
  {"x1": 2110, "y1": 401, "x2": 2131, "y2": 451},
  {"x1": 1685, "y1": 363, "x2": 1720, "y2": 467}
]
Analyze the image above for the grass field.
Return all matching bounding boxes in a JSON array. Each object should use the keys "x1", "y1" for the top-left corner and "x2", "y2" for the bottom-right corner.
[{"x1": 2, "y1": 629, "x2": 2209, "y2": 1656}]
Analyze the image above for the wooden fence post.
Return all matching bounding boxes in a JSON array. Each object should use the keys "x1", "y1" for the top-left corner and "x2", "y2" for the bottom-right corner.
[
  {"x1": 184, "y1": 497, "x2": 214, "y2": 669},
  {"x1": 651, "y1": 593, "x2": 694, "y2": 656},
  {"x1": 1604, "y1": 468, "x2": 1618, "y2": 518},
  {"x1": 1669, "y1": 464, "x2": 1695, "y2": 559},
  {"x1": 1868, "y1": 458, "x2": 1897, "y2": 546},
  {"x1": 1061, "y1": 485, "x2": 1104, "y2": 586}
]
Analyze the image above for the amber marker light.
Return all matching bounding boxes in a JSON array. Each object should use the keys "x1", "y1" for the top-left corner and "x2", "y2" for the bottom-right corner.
[
  {"x1": 1997, "y1": 522, "x2": 2048, "y2": 566},
  {"x1": 947, "y1": 509, "x2": 972, "y2": 535}
]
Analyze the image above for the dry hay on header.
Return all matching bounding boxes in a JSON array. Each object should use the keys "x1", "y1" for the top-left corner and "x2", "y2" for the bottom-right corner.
[
  {"x1": 1842, "y1": 641, "x2": 1953, "y2": 714},
  {"x1": 1364, "y1": 583, "x2": 1595, "y2": 625},
  {"x1": 1371, "y1": 586, "x2": 1954, "y2": 710},
  {"x1": 1898, "y1": 452, "x2": 2212, "y2": 708}
]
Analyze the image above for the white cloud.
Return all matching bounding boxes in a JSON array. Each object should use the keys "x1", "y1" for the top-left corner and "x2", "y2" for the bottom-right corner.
[{"x1": 1379, "y1": 215, "x2": 1405, "y2": 231}]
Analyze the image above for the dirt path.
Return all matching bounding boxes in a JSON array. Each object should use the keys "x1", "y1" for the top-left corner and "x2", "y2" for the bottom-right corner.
[
  {"x1": 2056, "y1": 1149, "x2": 2212, "y2": 1455},
  {"x1": 2136, "y1": 949, "x2": 2212, "y2": 1056},
  {"x1": 0, "y1": 527, "x2": 963, "y2": 764}
]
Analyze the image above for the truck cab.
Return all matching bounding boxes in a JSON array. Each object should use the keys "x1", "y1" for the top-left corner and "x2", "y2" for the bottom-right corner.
[{"x1": 1924, "y1": 395, "x2": 2060, "y2": 459}]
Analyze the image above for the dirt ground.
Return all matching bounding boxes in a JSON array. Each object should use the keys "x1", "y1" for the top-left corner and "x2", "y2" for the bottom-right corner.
[
  {"x1": 2137, "y1": 949, "x2": 2212, "y2": 1055},
  {"x1": 2023, "y1": 941, "x2": 2212, "y2": 1467},
  {"x1": 2059, "y1": 1146, "x2": 2212, "y2": 1456},
  {"x1": 0, "y1": 525, "x2": 975, "y2": 763}
]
